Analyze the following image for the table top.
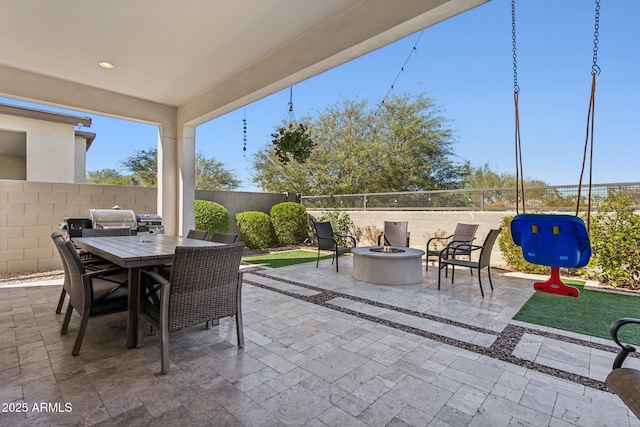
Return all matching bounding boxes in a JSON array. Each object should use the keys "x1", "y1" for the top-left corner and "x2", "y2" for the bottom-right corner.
[{"x1": 73, "y1": 234, "x2": 225, "y2": 268}]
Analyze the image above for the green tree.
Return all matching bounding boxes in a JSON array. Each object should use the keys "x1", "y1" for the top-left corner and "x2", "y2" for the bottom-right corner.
[
  {"x1": 121, "y1": 148, "x2": 158, "y2": 187},
  {"x1": 195, "y1": 154, "x2": 241, "y2": 190},
  {"x1": 252, "y1": 93, "x2": 467, "y2": 195},
  {"x1": 464, "y1": 163, "x2": 572, "y2": 209},
  {"x1": 90, "y1": 148, "x2": 240, "y2": 189},
  {"x1": 86, "y1": 168, "x2": 132, "y2": 186}
]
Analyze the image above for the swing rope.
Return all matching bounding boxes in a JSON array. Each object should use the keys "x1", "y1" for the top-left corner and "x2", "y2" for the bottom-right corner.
[
  {"x1": 512, "y1": 0, "x2": 525, "y2": 214},
  {"x1": 512, "y1": 0, "x2": 600, "y2": 222},
  {"x1": 576, "y1": 0, "x2": 600, "y2": 231}
]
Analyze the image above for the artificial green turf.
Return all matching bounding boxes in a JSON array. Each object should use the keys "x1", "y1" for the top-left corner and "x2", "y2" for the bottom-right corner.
[
  {"x1": 242, "y1": 249, "x2": 333, "y2": 268},
  {"x1": 514, "y1": 279, "x2": 640, "y2": 345}
]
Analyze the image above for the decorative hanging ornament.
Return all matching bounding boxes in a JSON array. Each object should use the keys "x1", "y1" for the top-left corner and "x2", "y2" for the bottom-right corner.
[
  {"x1": 242, "y1": 107, "x2": 247, "y2": 156},
  {"x1": 271, "y1": 86, "x2": 316, "y2": 164}
]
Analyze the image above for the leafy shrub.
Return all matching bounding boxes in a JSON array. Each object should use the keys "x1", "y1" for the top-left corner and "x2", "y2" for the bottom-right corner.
[
  {"x1": 498, "y1": 216, "x2": 549, "y2": 274},
  {"x1": 316, "y1": 210, "x2": 361, "y2": 245},
  {"x1": 360, "y1": 225, "x2": 382, "y2": 246},
  {"x1": 194, "y1": 200, "x2": 229, "y2": 234},
  {"x1": 586, "y1": 196, "x2": 640, "y2": 289},
  {"x1": 425, "y1": 229, "x2": 451, "y2": 252},
  {"x1": 235, "y1": 211, "x2": 272, "y2": 250},
  {"x1": 270, "y1": 202, "x2": 308, "y2": 246}
]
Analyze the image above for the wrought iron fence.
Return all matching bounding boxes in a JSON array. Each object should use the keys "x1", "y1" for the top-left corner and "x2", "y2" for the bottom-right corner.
[{"x1": 301, "y1": 182, "x2": 640, "y2": 211}]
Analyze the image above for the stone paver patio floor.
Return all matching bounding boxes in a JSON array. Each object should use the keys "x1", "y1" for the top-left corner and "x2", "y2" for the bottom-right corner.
[{"x1": 1, "y1": 256, "x2": 638, "y2": 426}]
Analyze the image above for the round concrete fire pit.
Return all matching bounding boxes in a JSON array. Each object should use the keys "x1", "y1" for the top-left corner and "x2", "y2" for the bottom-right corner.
[{"x1": 352, "y1": 246, "x2": 425, "y2": 285}]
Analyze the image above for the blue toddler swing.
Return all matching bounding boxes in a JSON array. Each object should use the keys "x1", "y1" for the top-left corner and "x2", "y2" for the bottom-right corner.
[{"x1": 508, "y1": 0, "x2": 600, "y2": 297}]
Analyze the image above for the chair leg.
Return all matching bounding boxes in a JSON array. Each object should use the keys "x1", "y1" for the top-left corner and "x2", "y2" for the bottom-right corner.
[
  {"x1": 438, "y1": 260, "x2": 443, "y2": 290},
  {"x1": 478, "y1": 267, "x2": 485, "y2": 298},
  {"x1": 137, "y1": 317, "x2": 145, "y2": 348},
  {"x1": 335, "y1": 251, "x2": 339, "y2": 272},
  {"x1": 451, "y1": 265, "x2": 456, "y2": 283},
  {"x1": 55, "y1": 289, "x2": 66, "y2": 314},
  {"x1": 487, "y1": 266, "x2": 494, "y2": 291},
  {"x1": 236, "y1": 313, "x2": 244, "y2": 348},
  {"x1": 61, "y1": 303, "x2": 73, "y2": 335},
  {"x1": 72, "y1": 314, "x2": 90, "y2": 356},
  {"x1": 205, "y1": 319, "x2": 219, "y2": 329},
  {"x1": 160, "y1": 319, "x2": 170, "y2": 375},
  {"x1": 316, "y1": 249, "x2": 320, "y2": 268}
]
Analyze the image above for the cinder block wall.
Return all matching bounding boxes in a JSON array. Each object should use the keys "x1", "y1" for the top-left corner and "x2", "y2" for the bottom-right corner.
[
  {"x1": 0, "y1": 179, "x2": 156, "y2": 273},
  {"x1": 307, "y1": 210, "x2": 511, "y2": 268}
]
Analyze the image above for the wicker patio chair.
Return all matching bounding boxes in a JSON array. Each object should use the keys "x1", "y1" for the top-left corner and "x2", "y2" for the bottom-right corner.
[
  {"x1": 209, "y1": 231, "x2": 239, "y2": 244},
  {"x1": 437, "y1": 228, "x2": 501, "y2": 298},
  {"x1": 53, "y1": 234, "x2": 129, "y2": 355},
  {"x1": 313, "y1": 221, "x2": 357, "y2": 273},
  {"x1": 426, "y1": 223, "x2": 479, "y2": 271},
  {"x1": 377, "y1": 221, "x2": 410, "y2": 247},
  {"x1": 186, "y1": 229, "x2": 209, "y2": 240},
  {"x1": 137, "y1": 243, "x2": 245, "y2": 374},
  {"x1": 54, "y1": 228, "x2": 129, "y2": 314}
]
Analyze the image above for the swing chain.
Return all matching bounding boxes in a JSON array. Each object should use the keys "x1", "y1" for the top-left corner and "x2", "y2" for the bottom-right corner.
[
  {"x1": 591, "y1": 0, "x2": 601, "y2": 75},
  {"x1": 288, "y1": 86, "x2": 294, "y2": 113},
  {"x1": 511, "y1": 0, "x2": 519, "y2": 93}
]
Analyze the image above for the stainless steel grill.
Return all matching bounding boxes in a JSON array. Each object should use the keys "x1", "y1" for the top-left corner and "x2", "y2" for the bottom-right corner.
[
  {"x1": 62, "y1": 209, "x2": 164, "y2": 238},
  {"x1": 87, "y1": 209, "x2": 137, "y2": 231},
  {"x1": 135, "y1": 213, "x2": 165, "y2": 234}
]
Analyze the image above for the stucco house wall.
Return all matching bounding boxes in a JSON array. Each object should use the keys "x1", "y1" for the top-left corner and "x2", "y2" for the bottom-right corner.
[{"x1": 0, "y1": 103, "x2": 93, "y2": 184}]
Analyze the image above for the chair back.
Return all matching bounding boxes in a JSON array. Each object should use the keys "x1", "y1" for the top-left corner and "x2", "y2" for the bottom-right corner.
[
  {"x1": 382, "y1": 221, "x2": 409, "y2": 247},
  {"x1": 186, "y1": 229, "x2": 209, "y2": 240},
  {"x1": 52, "y1": 232, "x2": 71, "y2": 293},
  {"x1": 449, "y1": 223, "x2": 479, "y2": 253},
  {"x1": 82, "y1": 228, "x2": 131, "y2": 237},
  {"x1": 313, "y1": 221, "x2": 335, "y2": 250},
  {"x1": 452, "y1": 223, "x2": 479, "y2": 244},
  {"x1": 53, "y1": 235, "x2": 89, "y2": 317},
  {"x1": 478, "y1": 229, "x2": 501, "y2": 269},
  {"x1": 167, "y1": 243, "x2": 245, "y2": 332},
  {"x1": 210, "y1": 232, "x2": 239, "y2": 244}
]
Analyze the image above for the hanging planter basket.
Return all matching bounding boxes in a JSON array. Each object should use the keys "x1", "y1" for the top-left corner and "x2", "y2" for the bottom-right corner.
[{"x1": 271, "y1": 122, "x2": 316, "y2": 164}]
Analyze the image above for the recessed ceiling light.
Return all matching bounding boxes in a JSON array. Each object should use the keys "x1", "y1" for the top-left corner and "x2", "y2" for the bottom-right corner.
[{"x1": 98, "y1": 61, "x2": 114, "y2": 69}]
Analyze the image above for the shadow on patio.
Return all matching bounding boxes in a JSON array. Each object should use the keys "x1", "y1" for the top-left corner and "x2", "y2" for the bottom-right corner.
[{"x1": 1, "y1": 257, "x2": 637, "y2": 426}]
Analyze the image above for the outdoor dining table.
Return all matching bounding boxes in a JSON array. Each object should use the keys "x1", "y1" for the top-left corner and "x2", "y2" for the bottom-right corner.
[{"x1": 73, "y1": 234, "x2": 225, "y2": 348}]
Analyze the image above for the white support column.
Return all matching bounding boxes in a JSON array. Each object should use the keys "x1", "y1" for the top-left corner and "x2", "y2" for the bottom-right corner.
[
  {"x1": 177, "y1": 124, "x2": 196, "y2": 236},
  {"x1": 158, "y1": 123, "x2": 178, "y2": 236}
]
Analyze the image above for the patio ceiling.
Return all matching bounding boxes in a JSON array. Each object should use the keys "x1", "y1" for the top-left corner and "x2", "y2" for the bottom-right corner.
[
  {"x1": 0, "y1": 0, "x2": 489, "y2": 235},
  {"x1": 0, "y1": 0, "x2": 488, "y2": 125}
]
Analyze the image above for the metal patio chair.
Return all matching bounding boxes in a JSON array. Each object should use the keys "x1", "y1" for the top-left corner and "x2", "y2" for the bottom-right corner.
[
  {"x1": 426, "y1": 223, "x2": 478, "y2": 271},
  {"x1": 377, "y1": 221, "x2": 410, "y2": 247},
  {"x1": 313, "y1": 221, "x2": 357, "y2": 273},
  {"x1": 437, "y1": 228, "x2": 501, "y2": 298}
]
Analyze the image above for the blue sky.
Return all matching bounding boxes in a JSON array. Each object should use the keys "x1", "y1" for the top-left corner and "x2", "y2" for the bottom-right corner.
[{"x1": 3, "y1": 0, "x2": 638, "y2": 192}]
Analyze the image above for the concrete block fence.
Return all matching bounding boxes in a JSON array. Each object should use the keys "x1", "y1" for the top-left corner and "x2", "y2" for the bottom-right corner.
[
  {"x1": 307, "y1": 210, "x2": 511, "y2": 268},
  {"x1": 0, "y1": 179, "x2": 156, "y2": 273},
  {"x1": 1, "y1": 178, "x2": 513, "y2": 274},
  {"x1": 0, "y1": 182, "x2": 297, "y2": 274}
]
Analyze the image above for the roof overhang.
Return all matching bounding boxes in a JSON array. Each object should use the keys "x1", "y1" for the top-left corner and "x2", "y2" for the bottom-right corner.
[{"x1": 0, "y1": 0, "x2": 489, "y2": 126}]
